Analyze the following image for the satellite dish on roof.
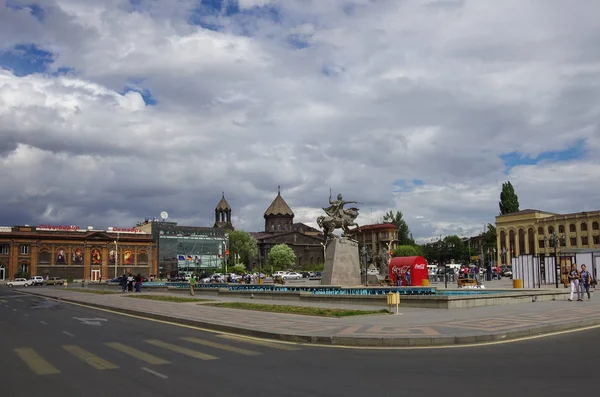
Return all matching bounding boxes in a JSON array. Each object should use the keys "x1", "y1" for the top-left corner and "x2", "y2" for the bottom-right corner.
[{"x1": 160, "y1": 211, "x2": 168, "y2": 220}]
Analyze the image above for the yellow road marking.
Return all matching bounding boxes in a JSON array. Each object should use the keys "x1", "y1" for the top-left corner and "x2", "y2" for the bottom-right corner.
[
  {"x1": 217, "y1": 335, "x2": 301, "y2": 351},
  {"x1": 0, "y1": 300, "x2": 6, "y2": 303},
  {"x1": 144, "y1": 340, "x2": 218, "y2": 360},
  {"x1": 105, "y1": 342, "x2": 170, "y2": 365},
  {"x1": 181, "y1": 337, "x2": 262, "y2": 356},
  {"x1": 62, "y1": 345, "x2": 119, "y2": 370},
  {"x1": 14, "y1": 348, "x2": 60, "y2": 375}
]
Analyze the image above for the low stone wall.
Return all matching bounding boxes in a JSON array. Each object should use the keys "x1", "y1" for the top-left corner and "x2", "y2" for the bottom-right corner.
[{"x1": 90, "y1": 283, "x2": 577, "y2": 309}]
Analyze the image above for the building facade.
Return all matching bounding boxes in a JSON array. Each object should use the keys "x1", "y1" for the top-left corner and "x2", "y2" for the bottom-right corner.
[
  {"x1": 0, "y1": 224, "x2": 156, "y2": 281},
  {"x1": 495, "y1": 209, "x2": 600, "y2": 265},
  {"x1": 136, "y1": 220, "x2": 228, "y2": 277},
  {"x1": 347, "y1": 223, "x2": 399, "y2": 266},
  {"x1": 251, "y1": 187, "x2": 325, "y2": 269}
]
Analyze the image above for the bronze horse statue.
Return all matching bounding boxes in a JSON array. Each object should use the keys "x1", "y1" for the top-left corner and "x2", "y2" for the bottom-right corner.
[{"x1": 317, "y1": 207, "x2": 360, "y2": 239}]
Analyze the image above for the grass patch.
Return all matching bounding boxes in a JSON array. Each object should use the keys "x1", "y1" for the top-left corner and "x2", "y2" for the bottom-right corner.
[
  {"x1": 127, "y1": 295, "x2": 214, "y2": 303},
  {"x1": 205, "y1": 302, "x2": 389, "y2": 317},
  {"x1": 66, "y1": 288, "x2": 121, "y2": 295}
]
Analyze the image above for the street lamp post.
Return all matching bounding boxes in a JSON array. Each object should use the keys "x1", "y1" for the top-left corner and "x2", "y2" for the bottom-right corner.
[
  {"x1": 113, "y1": 238, "x2": 119, "y2": 279},
  {"x1": 545, "y1": 231, "x2": 566, "y2": 288}
]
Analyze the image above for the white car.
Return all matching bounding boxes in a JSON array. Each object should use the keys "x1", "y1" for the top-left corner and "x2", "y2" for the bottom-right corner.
[
  {"x1": 30, "y1": 276, "x2": 44, "y2": 286},
  {"x1": 7, "y1": 278, "x2": 32, "y2": 287},
  {"x1": 282, "y1": 272, "x2": 301, "y2": 280}
]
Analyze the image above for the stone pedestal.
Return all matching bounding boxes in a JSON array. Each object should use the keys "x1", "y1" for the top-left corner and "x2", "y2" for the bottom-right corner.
[{"x1": 321, "y1": 237, "x2": 361, "y2": 286}]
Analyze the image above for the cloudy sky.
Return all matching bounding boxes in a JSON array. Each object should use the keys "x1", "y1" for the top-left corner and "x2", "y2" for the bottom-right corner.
[{"x1": 1, "y1": 0, "x2": 599, "y2": 241}]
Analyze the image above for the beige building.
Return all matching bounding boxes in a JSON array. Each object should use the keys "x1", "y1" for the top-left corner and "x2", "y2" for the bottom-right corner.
[
  {"x1": 495, "y1": 209, "x2": 600, "y2": 265},
  {"x1": 347, "y1": 223, "x2": 399, "y2": 266}
]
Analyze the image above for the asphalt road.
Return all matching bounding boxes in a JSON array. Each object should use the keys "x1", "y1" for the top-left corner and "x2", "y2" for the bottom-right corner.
[{"x1": 1, "y1": 286, "x2": 597, "y2": 397}]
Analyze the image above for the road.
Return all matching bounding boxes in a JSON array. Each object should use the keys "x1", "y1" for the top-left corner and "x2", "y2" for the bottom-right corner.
[{"x1": 0, "y1": 286, "x2": 597, "y2": 397}]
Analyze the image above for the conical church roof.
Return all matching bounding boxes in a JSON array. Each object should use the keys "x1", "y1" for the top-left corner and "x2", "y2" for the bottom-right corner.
[
  {"x1": 215, "y1": 192, "x2": 231, "y2": 210},
  {"x1": 264, "y1": 186, "x2": 294, "y2": 217}
]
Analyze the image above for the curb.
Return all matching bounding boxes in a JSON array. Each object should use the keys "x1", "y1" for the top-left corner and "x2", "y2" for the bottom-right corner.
[{"x1": 18, "y1": 290, "x2": 600, "y2": 348}]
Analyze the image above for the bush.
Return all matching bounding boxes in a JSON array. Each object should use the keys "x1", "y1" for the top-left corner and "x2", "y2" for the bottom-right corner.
[
  {"x1": 66, "y1": 275, "x2": 74, "y2": 284},
  {"x1": 14, "y1": 271, "x2": 30, "y2": 279}
]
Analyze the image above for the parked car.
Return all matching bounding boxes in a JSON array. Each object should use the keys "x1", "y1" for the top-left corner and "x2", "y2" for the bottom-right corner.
[
  {"x1": 7, "y1": 278, "x2": 32, "y2": 287},
  {"x1": 501, "y1": 268, "x2": 513, "y2": 277},
  {"x1": 282, "y1": 272, "x2": 302, "y2": 280},
  {"x1": 29, "y1": 276, "x2": 44, "y2": 286},
  {"x1": 45, "y1": 277, "x2": 64, "y2": 286}
]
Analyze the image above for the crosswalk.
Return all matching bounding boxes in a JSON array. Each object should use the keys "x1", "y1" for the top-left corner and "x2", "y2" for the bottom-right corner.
[{"x1": 11, "y1": 335, "x2": 301, "y2": 376}]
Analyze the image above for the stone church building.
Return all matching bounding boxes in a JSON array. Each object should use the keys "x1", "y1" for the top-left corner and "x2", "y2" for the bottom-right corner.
[
  {"x1": 250, "y1": 187, "x2": 325, "y2": 269},
  {"x1": 208, "y1": 188, "x2": 325, "y2": 269}
]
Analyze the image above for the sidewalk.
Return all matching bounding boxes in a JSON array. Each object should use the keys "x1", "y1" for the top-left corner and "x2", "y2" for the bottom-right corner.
[{"x1": 18, "y1": 287, "x2": 600, "y2": 347}]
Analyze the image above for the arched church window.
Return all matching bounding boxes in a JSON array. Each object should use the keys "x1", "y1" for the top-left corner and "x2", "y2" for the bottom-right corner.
[{"x1": 277, "y1": 223, "x2": 281, "y2": 231}]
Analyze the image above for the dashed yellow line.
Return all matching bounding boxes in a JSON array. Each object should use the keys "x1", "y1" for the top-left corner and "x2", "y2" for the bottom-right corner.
[
  {"x1": 145, "y1": 339, "x2": 218, "y2": 360},
  {"x1": 63, "y1": 345, "x2": 119, "y2": 370},
  {"x1": 218, "y1": 334, "x2": 301, "y2": 351},
  {"x1": 181, "y1": 337, "x2": 262, "y2": 356},
  {"x1": 14, "y1": 348, "x2": 60, "y2": 375},
  {"x1": 106, "y1": 342, "x2": 170, "y2": 365}
]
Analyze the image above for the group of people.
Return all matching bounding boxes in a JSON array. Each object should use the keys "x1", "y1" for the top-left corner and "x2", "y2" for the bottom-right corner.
[
  {"x1": 566, "y1": 264, "x2": 596, "y2": 301},
  {"x1": 120, "y1": 273, "x2": 143, "y2": 293}
]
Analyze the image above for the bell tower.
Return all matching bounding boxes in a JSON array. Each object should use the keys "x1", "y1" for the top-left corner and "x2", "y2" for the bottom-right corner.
[
  {"x1": 264, "y1": 186, "x2": 294, "y2": 233},
  {"x1": 214, "y1": 192, "x2": 234, "y2": 230}
]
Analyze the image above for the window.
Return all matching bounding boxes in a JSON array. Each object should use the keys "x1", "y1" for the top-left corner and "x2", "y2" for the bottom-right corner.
[
  {"x1": 538, "y1": 240, "x2": 545, "y2": 249},
  {"x1": 137, "y1": 252, "x2": 148, "y2": 264},
  {"x1": 581, "y1": 223, "x2": 588, "y2": 231},
  {"x1": 570, "y1": 237, "x2": 577, "y2": 246},
  {"x1": 569, "y1": 224, "x2": 576, "y2": 232},
  {"x1": 593, "y1": 222, "x2": 599, "y2": 231},
  {"x1": 582, "y1": 237, "x2": 589, "y2": 246},
  {"x1": 594, "y1": 236, "x2": 600, "y2": 245},
  {"x1": 548, "y1": 226, "x2": 554, "y2": 234},
  {"x1": 0, "y1": 245, "x2": 8, "y2": 255},
  {"x1": 19, "y1": 245, "x2": 29, "y2": 255},
  {"x1": 38, "y1": 250, "x2": 51, "y2": 264},
  {"x1": 537, "y1": 227, "x2": 544, "y2": 235},
  {"x1": 558, "y1": 225, "x2": 565, "y2": 233}
]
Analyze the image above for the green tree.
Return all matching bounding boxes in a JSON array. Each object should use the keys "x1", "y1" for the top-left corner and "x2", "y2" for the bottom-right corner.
[
  {"x1": 382, "y1": 210, "x2": 413, "y2": 245},
  {"x1": 267, "y1": 244, "x2": 296, "y2": 271},
  {"x1": 231, "y1": 264, "x2": 247, "y2": 274},
  {"x1": 483, "y1": 223, "x2": 497, "y2": 250},
  {"x1": 227, "y1": 230, "x2": 258, "y2": 266},
  {"x1": 499, "y1": 181, "x2": 520, "y2": 215},
  {"x1": 442, "y1": 235, "x2": 465, "y2": 262},
  {"x1": 391, "y1": 245, "x2": 420, "y2": 257}
]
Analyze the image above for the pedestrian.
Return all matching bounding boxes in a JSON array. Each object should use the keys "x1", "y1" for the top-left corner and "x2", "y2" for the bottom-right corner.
[
  {"x1": 568, "y1": 264, "x2": 581, "y2": 301},
  {"x1": 579, "y1": 264, "x2": 593, "y2": 300},
  {"x1": 135, "y1": 274, "x2": 142, "y2": 292},
  {"x1": 189, "y1": 274, "x2": 196, "y2": 296},
  {"x1": 127, "y1": 274, "x2": 134, "y2": 292},
  {"x1": 120, "y1": 274, "x2": 127, "y2": 292}
]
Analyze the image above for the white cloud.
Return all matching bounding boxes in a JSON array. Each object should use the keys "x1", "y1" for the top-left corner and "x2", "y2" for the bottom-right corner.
[{"x1": 1, "y1": 0, "x2": 600, "y2": 241}]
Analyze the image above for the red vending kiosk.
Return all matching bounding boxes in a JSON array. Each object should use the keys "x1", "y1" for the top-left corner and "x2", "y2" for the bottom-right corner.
[{"x1": 389, "y1": 256, "x2": 428, "y2": 286}]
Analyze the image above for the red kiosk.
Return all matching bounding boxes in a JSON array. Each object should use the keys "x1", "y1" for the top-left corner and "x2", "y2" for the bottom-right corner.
[{"x1": 389, "y1": 256, "x2": 429, "y2": 286}]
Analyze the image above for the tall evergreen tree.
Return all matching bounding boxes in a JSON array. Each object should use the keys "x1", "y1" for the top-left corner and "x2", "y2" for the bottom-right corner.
[
  {"x1": 382, "y1": 210, "x2": 413, "y2": 245},
  {"x1": 499, "y1": 181, "x2": 520, "y2": 215}
]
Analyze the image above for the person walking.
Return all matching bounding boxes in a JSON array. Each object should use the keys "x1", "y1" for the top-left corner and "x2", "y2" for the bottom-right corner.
[
  {"x1": 568, "y1": 264, "x2": 581, "y2": 301},
  {"x1": 579, "y1": 264, "x2": 593, "y2": 301},
  {"x1": 189, "y1": 274, "x2": 196, "y2": 296}
]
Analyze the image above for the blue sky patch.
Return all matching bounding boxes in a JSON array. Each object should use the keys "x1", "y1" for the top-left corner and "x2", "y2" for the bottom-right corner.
[
  {"x1": 121, "y1": 87, "x2": 157, "y2": 106},
  {"x1": 392, "y1": 179, "x2": 425, "y2": 192},
  {"x1": 500, "y1": 140, "x2": 585, "y2": 174},
  {"x1": 6, "y1": 2, "x2": 45, "y2": 21},
  {"x1": 0, "y1": 44, "x2": 54, "y2": 76},
  {"x1": 189, "y1": 0, "x2": 282, "y2": 33}
]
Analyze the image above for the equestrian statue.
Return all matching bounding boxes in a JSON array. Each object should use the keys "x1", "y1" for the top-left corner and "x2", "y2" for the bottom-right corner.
[{"x1": 317, "y1": 190, "x2": 361, "y2": 239}]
